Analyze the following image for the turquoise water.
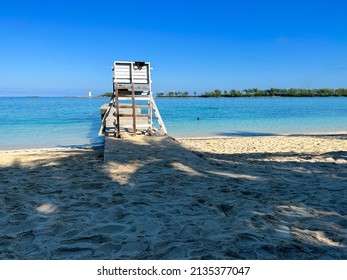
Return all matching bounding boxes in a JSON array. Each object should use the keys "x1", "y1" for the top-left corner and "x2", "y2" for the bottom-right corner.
[
  {"x1": 0, "y1": 97, "x2": 106, "y2": 150},
  {"x1": 1, "y1": 97, "x2": 347, "y2": 149},
  {"x1": 158, "y1": 97, "x2": 347, "y2": 137}
]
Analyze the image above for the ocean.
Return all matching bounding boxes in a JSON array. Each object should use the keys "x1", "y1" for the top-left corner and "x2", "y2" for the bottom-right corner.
[{"x1": 1, "y1": 96, "x2": 347, "y2": 150}]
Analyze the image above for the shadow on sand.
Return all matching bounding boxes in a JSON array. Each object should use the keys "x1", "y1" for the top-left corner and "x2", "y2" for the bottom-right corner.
[{"x1": 0, "y1": 135, "x2": 346, "y2": 259}]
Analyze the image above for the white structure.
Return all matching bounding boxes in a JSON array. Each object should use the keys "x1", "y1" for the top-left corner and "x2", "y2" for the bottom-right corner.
[
  {"x1": 88, "y1": 90, "x2": 92, "y2": 98},
  {"x1": 99, "y1": 61, "x2": 167, "y2": 137}
]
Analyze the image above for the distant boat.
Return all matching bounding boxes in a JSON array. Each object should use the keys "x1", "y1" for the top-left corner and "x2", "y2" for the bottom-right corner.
[{"x1": 88, "y1": 90, "x2": 92, "y2": 98}]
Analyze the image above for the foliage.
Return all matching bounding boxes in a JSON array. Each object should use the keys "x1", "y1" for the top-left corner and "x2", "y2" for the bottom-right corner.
[
  {"x1": 155, "y1": 88, "x2": 347, "y2": 98},
  {"x1": 99, "y1": 92, "x2": 113, "y2": 97},
  {"x1": 100, "y1": 88, "x2": 347, "y2": 98},
  {"x1": 159, "y1": 91, "x2": 190, "y2": 97}
]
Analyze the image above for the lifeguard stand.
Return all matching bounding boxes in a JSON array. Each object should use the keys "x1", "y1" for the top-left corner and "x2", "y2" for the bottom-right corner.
[{"x1": 99, "y1": 61, "x2": 167, "y2": 137}]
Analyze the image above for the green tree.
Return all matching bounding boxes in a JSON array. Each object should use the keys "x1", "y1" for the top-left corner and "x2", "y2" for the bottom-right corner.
[{"x1": 214, "y1": 89, "x2": 222, "y2": 97}]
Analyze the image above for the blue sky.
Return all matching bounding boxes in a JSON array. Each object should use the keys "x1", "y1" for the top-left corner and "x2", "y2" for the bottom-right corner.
[{"x1": 0, "y1": 0, "x2": 346, "y2": 96}]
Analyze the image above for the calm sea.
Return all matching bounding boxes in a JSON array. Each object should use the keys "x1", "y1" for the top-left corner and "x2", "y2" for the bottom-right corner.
[{"x1": 1, "y1": 97, "x2": 347, "y2": 150}]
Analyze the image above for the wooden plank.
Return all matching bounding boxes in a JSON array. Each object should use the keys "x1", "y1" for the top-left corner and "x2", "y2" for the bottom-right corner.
[
  {"x1": 98, "y1": 99, "x2": 114, "y2": 136},
  {"x1": 116, "y1": 63, "x2": 148, "y2": 71},
  {"x1": 116, "y1": 72, "x2": 145, "y2": 76},
  {"x1": 116, "y1": 79, "x2": 149, "y2": 83},
  {"x1": 131, "y1": 82, "x2": 136, "y2": 136},
  {"x1": 146, "y1": 61, "x2": 152, "y2": 134},
  {"x1": 133, "y1": 72, "x2": 148, "y2": 76},
  {"x1": 113, "y1": 108, "x2": 140, "y2": 116},
  {"x1": 115, "y1": 71, "x2": 131, "y2": 76},
  {"x1": 119, "y1": 105, "x2": 150, "y2": 109},
  {"x1": 118, "y1": 114, "x2": 151, "y2": 117},
  {"x1": 115, "y1": 71, "x2": 130, "y2": 74},
  {"x1": 118, "y1": 104, "x2": 135, "y2": 108},
  {"x1": 115, "y1": 70, "x2": 130, "y2": 73},
  {"x1": 115, "y1": 83, "x2": 120, "y2": 136},
  {"x1": 133, "y1": 72, "x2": 148, "y2": 75},
  {"x1": 115, "y1": 61, "x2": 149, "y2": 65},
  {"x1": 118, "y1": 85, "x2": 150, "y2": 89},
  {"x1": 115, "y1": 65, "x2": 131, "y2": 69},
  {"x1": 115, "y1": 74, "x2": 131, "y2": 78},
  {"x1": 151, "y1": 95, "x2": 167, "y2": 134},
  {"x1": 118, "y1": 123, "x2": 150, "y2": 129},
  {"x1": 117, "y1": 93, "x2": 149, "y2": 97},
  {"x1": 115, "y1": 71, "x2": 131, "y2": 75},
  {"x1": 132, "y1": 78, "x2": 149, "y2": 83},
  {"x1": 133, "y1": 76, "x2": 148, "y2": 79},
  {"x1": 118, "y1": 96, "x2": 150, "y2": 101}
]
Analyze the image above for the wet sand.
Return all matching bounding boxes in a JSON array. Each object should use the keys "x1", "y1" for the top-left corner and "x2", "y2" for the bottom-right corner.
[{"x1": 0, "y1": 134, "x2": 346, "y2": 259}]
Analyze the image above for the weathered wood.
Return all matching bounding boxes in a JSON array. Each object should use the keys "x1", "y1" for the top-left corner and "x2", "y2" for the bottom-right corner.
[
  {"x1": 99, "y1": 60, "x2": 167, "y2": 137},
  {"x1": 151, "y1": 94, "x2": 167, "y2": 134},
  {"x1": 118, "y1": 85, "x2": 150, "y2": 89},
  {"x1": 115, "y1": 83, "x2": 120, "y2": 136},
  {"x1": 118, "y1": 114, "x2": 150, "y2": 118},
  {"x1": 117, "y1": 79, "x2": 146, "y2": 84},
  {"x1": 118, "y1": 104, "x2": 150, "y2": 109},
  {"x1": 113, "y1": 108, "x2": 141, "y2": 116},
  {"x1": 118, "y1": 96, "x2": 150, "y2": 101},
  {"x1": 98, "y1": 99, "x2": 114, "y2": 136},
  {"x1": 131, "y1": 82, "x2": 136, "y2": 136},
  {"x1": 117, "y1": 91, "x2": 149, "y2": 96},
  {"x1": 105, "y1": 106, "x2": 149, "y2": 130}
]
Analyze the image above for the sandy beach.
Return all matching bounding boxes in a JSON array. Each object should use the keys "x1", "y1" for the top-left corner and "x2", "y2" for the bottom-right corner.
[{"x1": 0, "y1": 134, "x2": 346, "y2": 259}]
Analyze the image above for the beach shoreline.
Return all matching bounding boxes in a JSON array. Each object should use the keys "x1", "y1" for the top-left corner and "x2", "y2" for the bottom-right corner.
[
  {"x1": 0, "y1": 134, "x2": 346, "y2": 259},
  {"x1": 2, "y1": 130, "x2": 347, "y2": 152},
  {"x1": 174, "y1": 130, "x2": 347, "y2": 139}
]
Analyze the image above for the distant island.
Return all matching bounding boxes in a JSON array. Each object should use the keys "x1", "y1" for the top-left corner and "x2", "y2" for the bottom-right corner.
[
  {"x1": 156, "y1": 88, "x2": 347, "y2": 98},
  {"x1": 100, "y1": 88, "x2": 347, "y2": 98}
]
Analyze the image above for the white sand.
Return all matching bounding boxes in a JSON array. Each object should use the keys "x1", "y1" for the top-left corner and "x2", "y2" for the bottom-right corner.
[{"x1": 0, "y1": 134, "x2": 346, "y2": 259}]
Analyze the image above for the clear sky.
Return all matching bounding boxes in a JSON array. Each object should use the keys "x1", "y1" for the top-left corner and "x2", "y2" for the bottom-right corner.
[{"x1": 0, "y1": 0, "x2": 346, "y2": 96}]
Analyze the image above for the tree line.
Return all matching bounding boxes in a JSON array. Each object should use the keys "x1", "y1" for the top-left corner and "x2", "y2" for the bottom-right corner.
[
  {"x1": 100, "y1": 88, "x2": 347, "y2": 98},
  {"x1": 156, "y1": 91, "x2": 191, "y2": 97},
  {"x1": 156, "y1": 88, "x2": 347, "y2": 97}
]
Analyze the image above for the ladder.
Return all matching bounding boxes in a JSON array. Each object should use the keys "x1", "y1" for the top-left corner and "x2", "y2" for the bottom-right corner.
[{"x1": 99, "y1": 61, "x2": 167, "y2": 137}]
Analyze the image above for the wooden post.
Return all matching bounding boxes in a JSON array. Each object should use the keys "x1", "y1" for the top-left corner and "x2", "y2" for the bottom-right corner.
[
  {"x1": 115, "y1": 82, "x2": 120, "y2": 137},
  {"x1": 148, "y1": 63, "x2": 153, "y2": 134},
  {"x1": 131, "y1": 82, "x2": 136, "y2": 136},
  {"x1": 151, "y1": 95, "x2": 167, "y2": 134}
]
